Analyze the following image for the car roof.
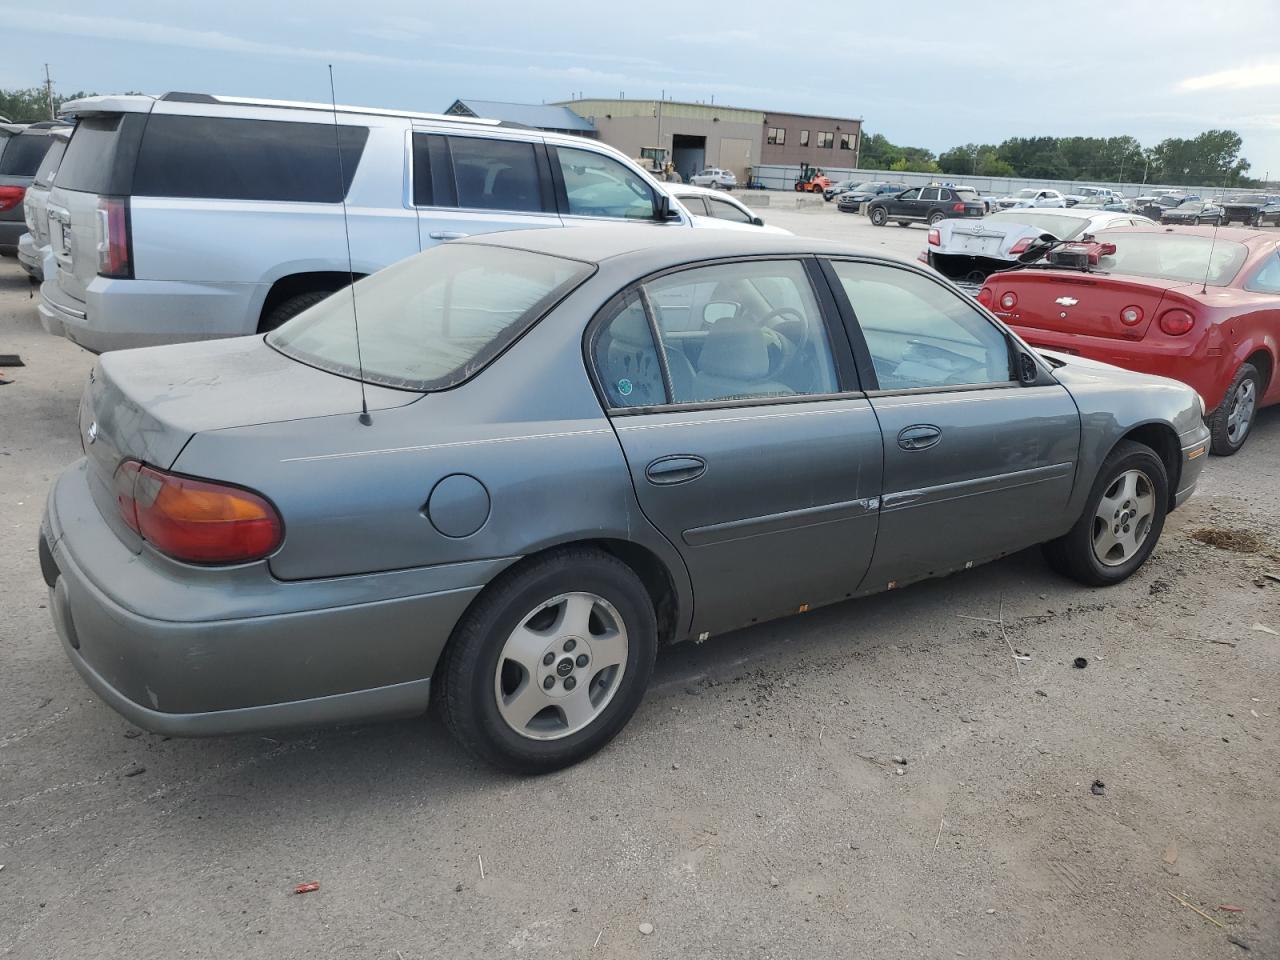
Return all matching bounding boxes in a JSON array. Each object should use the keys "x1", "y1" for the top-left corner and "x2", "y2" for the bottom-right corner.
[
  {"x1": 458, "y1": 224, "x2": 869, "y2": 267},
  {"x1": 669, "y1": 183, "x2": 742, "y2": 199}
]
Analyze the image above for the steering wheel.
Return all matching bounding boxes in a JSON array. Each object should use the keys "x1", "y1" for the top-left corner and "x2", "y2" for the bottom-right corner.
[{"x1": 759, "y1": 306, "x2": 811, "y2": 379}]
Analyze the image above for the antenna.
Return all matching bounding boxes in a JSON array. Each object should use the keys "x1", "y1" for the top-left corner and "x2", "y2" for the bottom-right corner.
[
  {"x1": 328, "y1": 65, "x2": 372, "y2": 426},
  {"x1": 1200, "y1": 170, "x2": 1232, "y2": 295}
]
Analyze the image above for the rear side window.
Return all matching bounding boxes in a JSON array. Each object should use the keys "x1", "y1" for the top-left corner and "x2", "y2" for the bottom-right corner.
[
  {"x1": 132, "y1": 115, "x2": 369, "y2": 202},
  {"x1": 448, "y1": 136, "x2": 546, "y2": 212},
  {"x1": 0, "y1": 132, "x2": 54, "y2": 177},
  {"x1": 55, "y1": 115, "x2": 130, "y2": 194}
]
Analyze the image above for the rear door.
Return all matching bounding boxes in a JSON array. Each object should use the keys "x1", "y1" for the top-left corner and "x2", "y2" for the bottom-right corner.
[
  {"x1": 826, "y1": 258, "x2": 1080, "y2": 588},
  {"x1": 591, "y1": 257, "x2": 882, "y2": 638},
  {"x1": 411, "y1": 130, "x2": 561, "y2": 247},
  {"x1": 888, "y1": 187, "x2": 921, "y2": 219}
]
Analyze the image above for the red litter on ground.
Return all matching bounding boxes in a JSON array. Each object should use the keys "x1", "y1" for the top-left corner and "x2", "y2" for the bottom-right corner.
[{"x1": 294, "y1": 882, "x2": 320, "y2": 895}]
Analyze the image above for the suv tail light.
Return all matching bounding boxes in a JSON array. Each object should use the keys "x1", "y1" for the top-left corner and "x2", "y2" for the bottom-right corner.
[
  {"x1": 1158, "y1": 309, "x2": 1195, "y2": 336},
  {"x1": 113, "y1": 460, "x2": 283, "y2": 564},
  {"x1": 927, "y1": 228, "x2": 941, "y2": 246},
  {"x1": 0, "y1": 185, "x2": 25, "y2": 213},
  {"x1": 96, "y1": 196, "x2": 132, "y2": 279},
  {"x1": 952, "y1": 202, "x2": 965, "y2": 212},
  {"x1": 977, "y1": 286, "x2": 995, "y2": 308}
]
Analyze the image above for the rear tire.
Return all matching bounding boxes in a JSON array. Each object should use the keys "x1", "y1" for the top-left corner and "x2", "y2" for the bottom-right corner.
[
  {"x1": 259, "y1": 289, "x2": 339, "y2": 333},
  {"x1": 1042, "y1": 440, "x2": 1168, "y2": 586},
  {"x1": 437, "y1": 547, "x2": 658, "y2": 774},
  {"x1": 1209, "y1": 362, "x2": 1261, "y2": 455},
  {"x1": 869, "y1": 206, "x2": 888, "y2": 226},
  {"x1": 928, "y1": 212, "x2": 946, "y2": 225}
]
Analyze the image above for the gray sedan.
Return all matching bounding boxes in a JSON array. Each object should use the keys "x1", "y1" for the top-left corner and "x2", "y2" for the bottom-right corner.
[{"x1": 41, "y1": 228, "x2": 1210, "y2": 773}]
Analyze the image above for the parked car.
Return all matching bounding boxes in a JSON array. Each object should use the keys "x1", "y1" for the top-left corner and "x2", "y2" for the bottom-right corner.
[
  {"x1": 867, "y1": 185, "x2": 986, "y2": 227},
  {"x1": 1159, "y1": 200, "x2": 1224, "y2": 226},
  {"x1": 980, "y1": 225, "x2": 1279, "y2": 454},
  {"x1": 41, "y1": 226, "x2": 1208, "y2": 772},
  {"x1": 993, "y1": 188, "x2": 1067, "y2": 210},
  {"x1": 688, "y1": 167, "x2": 737, "y2": 190},
  {"x1": 0, "y1": 123, "x2": 65, "y2": 257},
  {"x1": 834, "y1": 181, "x2": 907, "y2": 210},
  {"x1": 823, "y1": 178, "x2": 859, "y2": 201},
  {"x1": 666, "y1": 183, "x2": 788, "y2": 234},
  {"x1": 922, "y1": 208, "x2": 1153, "y2": 291},
  {"x1": 1064, "y1": 187, "x2": 1123, "y2": 207},
  {"x1": 39, "y1": 91, "x2": 700, "y2": 354},
  {"x1": 1220, "y1": 194, "x2": 1280, "y2": 226},
  {"x1": 1134, "y1": 194, "x2": 1200, "y2": 220},
  {"x1": 16, "y1": 125, "x2": 72, "y2": 282}
]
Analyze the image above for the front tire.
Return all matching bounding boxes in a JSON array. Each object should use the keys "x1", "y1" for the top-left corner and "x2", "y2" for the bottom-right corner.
[
  {"x1": 1042, "y1": 440, "x2": 1168, "y2": 586},
  {"x1": 1209, "y1": 362, "x2": 1261, "y2": 455},
  {"x1": 437, "y1": 547, "x2": 658, "y2": 774},
  {"x1": 870, "y1": 206, "x2": 888, "y2": 226}
]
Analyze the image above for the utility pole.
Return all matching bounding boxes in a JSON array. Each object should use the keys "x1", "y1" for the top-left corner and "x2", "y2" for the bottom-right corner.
[{"x1": 43, "y1": 64, "x2": 55, "y2": 119}]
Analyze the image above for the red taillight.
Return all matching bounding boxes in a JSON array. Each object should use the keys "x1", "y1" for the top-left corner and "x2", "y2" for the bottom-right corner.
[
  {"x1": 1000, "y1": 292, "x2": 1018, "y2": 310},
  {"x1": 1120, "y1": 305, "x2": 1144, "y2": 326},
  {"x1": 96, "y1": 196, "x2": 132, "y2": 279},
  {"x1": 1008, "y1": 237, "x2": 1034, "y2": 255},
  {"x1": 1158, "y1": 309, "x2": 1195, "y2": 336},
  {"x1": 111, "y1": 460, "x2": 282, "y2": 564},
  {"x1": 952, "y1": 202, "x2": 964, "y2": 212},
  {"x1": 0, "y1": 185, "x2": 25, "y2": 213},
  {"x1": 927, "y1": 228, "x2": 940, "y2": 246},
  {"x1": 977, "y1": 286, "x2": 994, "y2": 308}
]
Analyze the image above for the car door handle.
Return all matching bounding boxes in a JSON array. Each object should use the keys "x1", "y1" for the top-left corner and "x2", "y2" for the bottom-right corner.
[
  {"x1": 897, "y1": 425, "x2": 942, "y2": 451},
  {"x1": 428, "y1": 231, "x2": 469, "y2": 240},
  {"x1": 645, "y1": 455, "x2": 706, "y2": 485}
]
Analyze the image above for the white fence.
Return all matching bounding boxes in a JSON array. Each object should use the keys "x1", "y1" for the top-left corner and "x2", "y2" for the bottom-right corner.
[{"x1": 748, "y1": 164, "x2": 1247, "y2": 200}]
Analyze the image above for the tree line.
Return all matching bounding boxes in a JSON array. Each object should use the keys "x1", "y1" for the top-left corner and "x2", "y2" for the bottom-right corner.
[{"x1": 859, "y1": 129, "x2": 1260, "y2": 187}]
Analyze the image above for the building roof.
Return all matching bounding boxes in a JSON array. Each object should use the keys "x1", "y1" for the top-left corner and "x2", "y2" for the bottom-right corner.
[{"x1": 445, "y1": 99, "x2": 595, "y2": 132}]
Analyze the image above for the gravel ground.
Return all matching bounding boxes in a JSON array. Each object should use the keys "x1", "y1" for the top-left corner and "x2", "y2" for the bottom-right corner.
[{"x1": 1, "y1": 209, "x2": 1278, "y2": 960}]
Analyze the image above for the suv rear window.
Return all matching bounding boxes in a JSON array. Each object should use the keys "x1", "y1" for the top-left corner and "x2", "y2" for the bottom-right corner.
[
  {"x1": 132, "y1": 115, "x2": 369, "y2": 202},
  {"x1": 32, "y1": 137, "x2": 67, "y2": 187},
  {"x1": 0, "y1": 132, "x2": 55, "y2": 177},
  {"x1": 55, "y1": 115, "x2": 131, "y2": 194},
  {"x1": 268, "y1": 242, "x2": 593, "y2": 391}
]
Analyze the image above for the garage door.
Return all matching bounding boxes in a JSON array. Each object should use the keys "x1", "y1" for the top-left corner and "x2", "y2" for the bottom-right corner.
[{"x1": 718, "y1": 138, "x2": 752, "y2": 181}]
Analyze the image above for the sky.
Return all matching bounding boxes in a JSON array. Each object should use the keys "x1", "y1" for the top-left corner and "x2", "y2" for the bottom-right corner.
[{"x1": 4, "y1": 0, "x2": 1280, "y2": 180}]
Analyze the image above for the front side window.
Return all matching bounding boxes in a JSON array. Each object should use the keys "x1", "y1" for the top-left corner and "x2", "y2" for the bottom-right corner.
[
  {"x1": 898, "y1": 188, "x2": 921, "y2": 200},
  {"x1": 133, "y1": 115, "x2": 369, "y2": 202},
  {"x1": 269, "y1": 243, "x2": 592, "y2": 391},
  {"x1": 594, "y1": 260, "x2": 839, "y2": 407},
  {"x1": 832, "y1": 261, "x2": 1012, "y2": 390},
  {"x1": 816, "y1": 131, "x2": 834, "y2": 149},
  {"x1": 706, "y1": 197, "x2": 752, "y2": 223},
  {"x1": 799, "y1": 130, "x2": 810, "y2": 147},
  {"x1": 555, "y1": 146, "x2": 656, "y2": 220},
  {"x1": 448, "y1": 136, "x2": 546, "y2": 212},
  {"x1": 767, "y1": 127, "x2": 785, "y2": 145}
]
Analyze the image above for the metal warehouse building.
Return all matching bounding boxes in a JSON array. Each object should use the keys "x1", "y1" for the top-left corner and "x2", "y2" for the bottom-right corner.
[{"x1": 445, "y1": 96, "x2": 862, "y2": 186}]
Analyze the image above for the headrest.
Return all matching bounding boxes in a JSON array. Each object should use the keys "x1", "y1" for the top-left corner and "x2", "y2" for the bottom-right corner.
[{"x1": 697, "y1": 315, "x2": 771, "y2": 381}]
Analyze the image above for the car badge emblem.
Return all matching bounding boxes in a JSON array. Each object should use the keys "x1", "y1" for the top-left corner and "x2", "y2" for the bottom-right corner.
[
  {"x1": 86, "y1": 421, "x2": 98, "y2": 445},
  {"x1": 617, "y1": 378, "x2": 634, "y2": 397},
  {"x1": 1055, "y1": 297, "x2": 1079, "y2": 307}
]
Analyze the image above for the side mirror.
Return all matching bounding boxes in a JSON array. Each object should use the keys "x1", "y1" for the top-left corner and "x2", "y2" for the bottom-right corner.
[
  {"x1": 751, "y1": 216, "x2": 765, "y2": 227},
  {"x1": 1017, "y1": 349, "x2": 1040, "y2": 385},
  {"x1": 655, "y1": 193, "x2": 681, "y2": 222},
  {"x1": 703, "y1": 301, "x2": 739, "y2": 326}
]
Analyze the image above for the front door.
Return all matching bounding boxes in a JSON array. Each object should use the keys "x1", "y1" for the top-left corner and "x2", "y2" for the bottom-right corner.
[
  {"x1": 590, "y1": 258, "x2": 882, "y2": 638},
  {"x1": 825, "y1": 259, "x2": 1081, "y2": 589}
]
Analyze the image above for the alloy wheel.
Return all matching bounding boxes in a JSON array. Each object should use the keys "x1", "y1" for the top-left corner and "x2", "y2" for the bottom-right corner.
[
  {"x1": 493, "y1": 592, "x2": 628, "y2": 741},
  {"x1": 1092, "y1": 469, "x2": 1156, "y2": 567},
  {"x1": 1226, "y1": 378, "x2": 1257, "y2": 445}
]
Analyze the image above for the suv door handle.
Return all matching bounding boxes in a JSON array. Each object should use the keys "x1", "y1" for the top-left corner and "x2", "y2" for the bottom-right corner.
[
  {"x1": 897, "y1": 425, "x2": 942, "y2": 451},
  {"x1": 428, "y1": 231, "x2": 469, "y2": 240},
  {"x1": 645, "y1": 455, "x2": 706, "y2": 485}
]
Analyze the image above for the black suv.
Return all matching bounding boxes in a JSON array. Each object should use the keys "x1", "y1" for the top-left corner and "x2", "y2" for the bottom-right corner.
[
  {"x1": 1220, "y1": 194, "x2": 1280, "y2": 226},
  {"x1": 835, "y1": 181, "x2": 907, "y2": 211},
  {"x1": 867, "y1": 186, "x2": 985, "y2": 227}
]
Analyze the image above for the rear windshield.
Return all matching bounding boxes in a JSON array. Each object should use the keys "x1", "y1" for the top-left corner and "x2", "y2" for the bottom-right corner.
[
  {"x1": 55, "y1": 115, "x2": 127, "y2": 193},
  {"x1": 32, "y1": 137, "x2": 67, "y2": 187},
  {"x1": 1094, "y1": 232, "x2": 1249, "y2": 286},
  {"x1": 133, "y1": 115, "x2": 369, "y2": 202},
  {"x1": 955, "y1": 188, "x2": 978, "y2": 200},
  {"x1": 986, "y1": 211, "x2": 1092, "y2": 238},
  {"x1": 0, "y1": 132, "x2": 54, "y2": 177},
  {"x1": 268, "y1": 243, "x2": 593, "y2": 391}
]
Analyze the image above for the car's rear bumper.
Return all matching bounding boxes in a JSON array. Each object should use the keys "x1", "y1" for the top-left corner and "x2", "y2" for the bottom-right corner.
[
  {"x1": 39, "y1": 275, "x2": 266, "y2": 353},
  {"x1": 41, "y1": 460, "x2": 494, "y2": 737},
  {"x1": 16, "y1": 233, "x2": 43, "y2": 280}
]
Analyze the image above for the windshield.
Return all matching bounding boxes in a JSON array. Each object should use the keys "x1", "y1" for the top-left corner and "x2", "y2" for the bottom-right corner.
[
  {"x1": 268, "y1": 244, "x2": 593, "y2": 391},
  {"x1": 1230, "y1": 194, "x2": 1265, "y2": 204},
  {"x1": 850, "y1": 181, "x2": 879, "y2": 192},
  {"x1": 1015, "y1": 189, "x2": 1038, "y2": 198},
  {"x1": 1157, "y1": 196, "x2": 1182, "y2": 207},
  {"x1": 1093, "y1": 231, "x2": 1249, "y2": 286},
  {"x1": 986, "y1": 211, "x2": 1092, "y2": 238}
]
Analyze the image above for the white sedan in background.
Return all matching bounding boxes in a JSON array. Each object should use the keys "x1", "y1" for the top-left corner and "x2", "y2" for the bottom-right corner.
[
  {"x1": 667, "y1": 183, "x2": 790, "y2": 234},
  {"x1": 993, "y1": 188, "x2": 1067, "y2": 210},
  {"x1": 688, "y1": 167, "x2": 738, "y2": 189},
  {"x1": 920, "y1": 207, "x2": 1153, "y2": 291}
]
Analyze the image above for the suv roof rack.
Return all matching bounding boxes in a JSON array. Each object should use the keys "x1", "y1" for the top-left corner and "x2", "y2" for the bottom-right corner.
[{"x1": 154, "y1": 91, "x2": 500, "y2": 127}]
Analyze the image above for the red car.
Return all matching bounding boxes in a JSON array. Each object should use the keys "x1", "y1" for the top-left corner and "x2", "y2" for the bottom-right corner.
[{"x1": 980, "y1": 226, "x2": 1279, "y2": 454}]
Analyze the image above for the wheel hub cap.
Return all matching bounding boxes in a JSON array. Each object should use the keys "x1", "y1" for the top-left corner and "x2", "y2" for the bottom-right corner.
[
  {"x1": 1226, "y1": 379, "x2": 1256, "y2": 443},
  {"x1": 1092, "y1": 469, "x2": 1156, "y2": 567},
  {"x1": 494, "y1": 592, "x2": 628, "y2": 741}
]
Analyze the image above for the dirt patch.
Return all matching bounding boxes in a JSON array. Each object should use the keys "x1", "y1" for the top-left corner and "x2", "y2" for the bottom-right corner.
[{"x1": 1190, "y1": 527, "x2": 1267, "y2": 553}]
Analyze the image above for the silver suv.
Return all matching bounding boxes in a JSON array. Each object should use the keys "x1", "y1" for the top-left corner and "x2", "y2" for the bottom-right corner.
[{"x1": 39, "y1": 92, "x2": 698, "y2": 353}]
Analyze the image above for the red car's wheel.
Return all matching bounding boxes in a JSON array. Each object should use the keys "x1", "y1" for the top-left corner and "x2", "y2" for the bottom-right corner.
[{"x1": 1209, "y1": 362, "x2": 1261, "y2": 455}]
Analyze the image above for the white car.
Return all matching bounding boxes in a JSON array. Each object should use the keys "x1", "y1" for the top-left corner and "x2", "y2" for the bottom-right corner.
[
  {"x1": 1064, "y1": 186, "x2": 1123, "y2": 207},
  {"x1": 994, "y1": 188, "x2": 1067, "y2": 210},
  {"x1": 667, "y1": 183, "x2": 789, "y2": 234},
  {"x1": 920, "y1": 207, "x2": 1154, "y2": 291},
  {"x1": 688, "y1": 167, "x2": 737, "y2": 190}
]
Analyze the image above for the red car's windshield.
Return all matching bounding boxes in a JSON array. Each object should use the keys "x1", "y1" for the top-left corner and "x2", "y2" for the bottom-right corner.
[{"x1": 1093, "y1": 232, "x2": 1250, "y2": 286}]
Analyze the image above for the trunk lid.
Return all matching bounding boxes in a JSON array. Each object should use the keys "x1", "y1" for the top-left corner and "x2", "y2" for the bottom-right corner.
[
  {"x1": 988, "y1": 270, "x2": 1185, "y2": 340},
  {"x1": 80, "y1": 337, "x2": 420, "y2": 545}
]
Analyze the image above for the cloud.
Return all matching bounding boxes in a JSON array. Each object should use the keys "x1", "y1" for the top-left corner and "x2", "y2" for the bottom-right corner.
[{"x1": 1179, "y1": 62, "x2": 1280, "y2": 91}]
